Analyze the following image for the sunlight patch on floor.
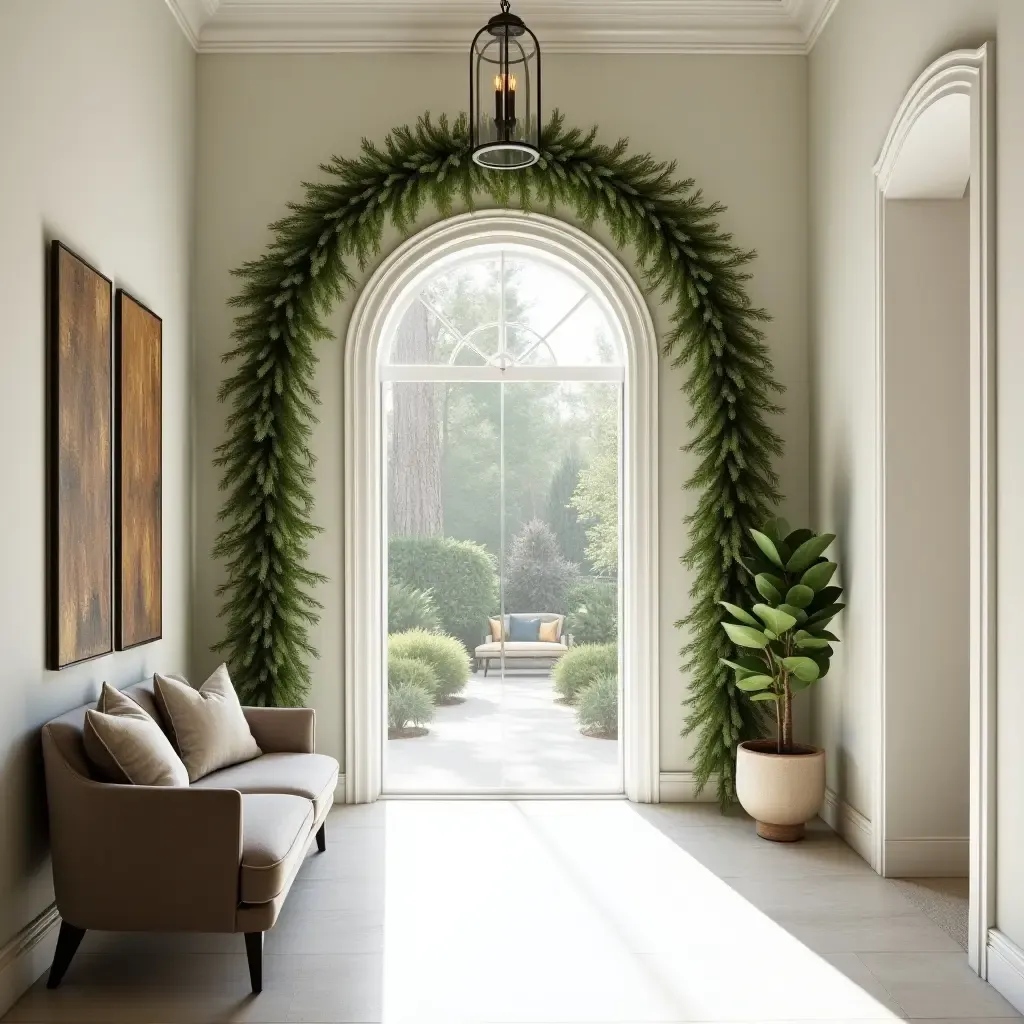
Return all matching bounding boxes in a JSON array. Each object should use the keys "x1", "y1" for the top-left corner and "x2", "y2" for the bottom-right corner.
[{"x1": 380, "y1": 800, "x2": 901, "y2": 1023}]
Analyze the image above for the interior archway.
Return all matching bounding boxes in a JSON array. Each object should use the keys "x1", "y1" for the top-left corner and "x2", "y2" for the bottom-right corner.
[
  {"x1": 873, "y1": 45, "x2": 994, "y2": 976},
  {"x1": 344, "y1": 211, "x2": 660, "y2": 803}
]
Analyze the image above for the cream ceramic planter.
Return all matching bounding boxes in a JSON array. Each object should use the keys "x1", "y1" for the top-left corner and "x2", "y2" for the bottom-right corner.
[{"x1": 735, "y1": 740, "x2": 826, "y2": 842}]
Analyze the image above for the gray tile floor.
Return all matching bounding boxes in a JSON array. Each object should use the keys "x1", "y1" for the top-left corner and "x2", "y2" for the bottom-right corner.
[{"x1": 4, "y1": 801, "x2": 1019, "y2": 1023}]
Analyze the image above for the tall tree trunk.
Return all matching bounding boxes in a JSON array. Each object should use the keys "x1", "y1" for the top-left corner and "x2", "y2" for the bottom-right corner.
[{"x1": 389, "y1": 301, "x2": 443, "y2": 538}]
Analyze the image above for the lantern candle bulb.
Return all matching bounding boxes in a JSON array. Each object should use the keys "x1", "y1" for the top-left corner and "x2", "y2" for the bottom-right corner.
[{"x1": 493, "y1": 73, "x2": 517, "y2": 124}]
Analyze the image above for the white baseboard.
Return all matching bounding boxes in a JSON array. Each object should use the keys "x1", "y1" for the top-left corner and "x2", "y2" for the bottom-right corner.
[
  {"x1": 987, "y1": 929, "x2": 1024, "y2": 1014},
  {"x1": 658, "y1": 772, "x2": 718, "y2": 803},
  {"x1": 883, "y1": 837, "x2": 969, "y2": 877},
  {"x1": 821, "y1": 787, "x2": 874, "y2": 865},
  {"x1": 0, "y1": 903, "x2": 59, "y2": 1018},
  {"x1": 334, "y1": 774, "x2": 347, "y2": 803}
]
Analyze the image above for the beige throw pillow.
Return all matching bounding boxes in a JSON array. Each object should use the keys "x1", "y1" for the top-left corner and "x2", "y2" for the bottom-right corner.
[
  {"x1": 83, "y1": 683, "x2": 188, "y2": 787},
  {"x1": 153, "y1": 664, "x2": 261, "y2": 783}
]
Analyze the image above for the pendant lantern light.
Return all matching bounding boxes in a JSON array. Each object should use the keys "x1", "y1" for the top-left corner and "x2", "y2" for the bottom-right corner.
[{"x1": 469, "y1": 0, "x2": 541, "y2": 170}]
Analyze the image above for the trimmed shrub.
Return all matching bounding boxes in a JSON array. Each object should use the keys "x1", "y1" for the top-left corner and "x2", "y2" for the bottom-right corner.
[
  {"x1": 553, "y1": 643, "x2": 618, "y2": 704},
  {"x1": 389, "y1": 536, "x2": 497, "y2": 650},
  {"x1": 388, "y1": 580, "x2": 441, "y2": 634},
  {"x1": 567, "y1": 579, "x2": 618, "y2": 646},
  {"x1": 387, "y1": 677, "x2": 435, "y2": 734},
  {"x1": 388, "y1": 629, "x2": 471, "y2": 702},
  {"x1": 388, "y1": 653, "x2": 440, "y2": 700},
  {"x1": 576, "y1": 673, "x2": 618, "y2": 738},
  {"x1": 504, "y1": 519, "x2": 577, "y2": 615}
]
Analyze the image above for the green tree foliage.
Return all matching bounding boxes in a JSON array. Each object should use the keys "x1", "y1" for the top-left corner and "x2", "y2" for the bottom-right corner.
[
  {"x1": 553, "y1": 643, "x2": 618, "y2": 704},
  {"x1": 576, "y1": 673, "x2": 619, "y2": 738},
  {"x1": 387, "y1": 655, "x2": 437, "y2": 732},
  {"x1": 387, "y1": 580, "x2": 441, "y2": 634},
  {"x1": 545, "y1": 451, "x2": 589, "y2": 567},
  {"x1": 504, "y1": 519, "x2": 577, "y2": 614},
  {"x1": 214, "y1": 111, "x2": 783, "y2": 803},
  {"x1": 389, "y1": 535, "x2": 497, "y2": 650},
  {"x1": 571, "y1": 403, "x2": 620, "y2": 576},
  {"x1": 567, "y1": 579, "x2": 618, "y2": 645},
  {"x1": 388, "y1": 629, "x2": 471, "y2": 703}
]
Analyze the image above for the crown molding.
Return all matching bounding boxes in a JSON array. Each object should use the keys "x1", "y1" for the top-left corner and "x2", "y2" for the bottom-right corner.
[
  {"x1": 167, "y1": 0, "x2": 839, "y2": 55},
  {"x1": 164, "y1": 0, "x2": 221, "y2": 47}
]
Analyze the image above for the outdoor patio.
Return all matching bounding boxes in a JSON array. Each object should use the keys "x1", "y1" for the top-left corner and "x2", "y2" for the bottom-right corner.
[{"x1": 385, "y1": 663, "x2": 620, "y2": 793}]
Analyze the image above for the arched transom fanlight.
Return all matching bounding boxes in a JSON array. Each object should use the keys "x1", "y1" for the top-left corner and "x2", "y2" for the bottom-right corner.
[{"x1": 383, "y1": 247, "x2": 626, "y2": 374}]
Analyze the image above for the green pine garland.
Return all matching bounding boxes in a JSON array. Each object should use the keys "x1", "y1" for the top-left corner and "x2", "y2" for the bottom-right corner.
[{"x1": 214, "y1": 111, "x2": 785, "y2": 804}]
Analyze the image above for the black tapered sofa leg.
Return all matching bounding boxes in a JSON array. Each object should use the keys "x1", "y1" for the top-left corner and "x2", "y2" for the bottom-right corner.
[
  {"x1": 244, "y1": 931, "x2": 264, "y2": 993},
  {"x1": 316, "y1": 822, "x2": 326, "y2": 853},
  {"x1": 47, "y1": 921, "x2": 86, "y2": 989}
]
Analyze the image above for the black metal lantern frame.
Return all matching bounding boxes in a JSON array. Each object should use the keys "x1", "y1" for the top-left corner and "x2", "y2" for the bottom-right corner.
[{"x1": 469, "y1": 0, "x2": 541, "y2": 170}]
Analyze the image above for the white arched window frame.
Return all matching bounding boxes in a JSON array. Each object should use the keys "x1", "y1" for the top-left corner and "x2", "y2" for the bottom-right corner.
[{"x1": 344, "y1": 211, "x2": 659, "y2": 803}]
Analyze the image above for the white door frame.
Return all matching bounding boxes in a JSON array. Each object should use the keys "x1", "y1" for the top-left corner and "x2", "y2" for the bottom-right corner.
[
  {"x1": 343, "y1": 210, "x2": 660, "y2": 804},
  {"x1": 872, "y1": 45, "x2": 994, "y2": 975}
]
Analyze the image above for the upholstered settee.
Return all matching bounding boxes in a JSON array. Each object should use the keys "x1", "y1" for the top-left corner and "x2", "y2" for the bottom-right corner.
[
  {"x1": 40, "y1": 678, "x2": 338, "y2": 994},
  {"x1": 473, "y1": 612, "x2": 571, "y2": 675}
]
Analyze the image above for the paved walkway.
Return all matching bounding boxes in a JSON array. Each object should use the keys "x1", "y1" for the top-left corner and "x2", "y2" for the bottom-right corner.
[{"x1": 385, "y1": 668, "x2": 620, "y2": 793}]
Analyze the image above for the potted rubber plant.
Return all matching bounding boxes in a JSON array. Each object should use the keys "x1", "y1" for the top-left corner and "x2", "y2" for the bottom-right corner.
[{"x1": 721, "y1": 519, "x2": 843, "y2": 842}]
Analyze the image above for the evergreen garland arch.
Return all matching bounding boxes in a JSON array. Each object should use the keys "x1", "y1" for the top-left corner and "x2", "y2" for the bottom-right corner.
[{"x1": 214, "y1": 111, "x2": 785, "y2": 805}]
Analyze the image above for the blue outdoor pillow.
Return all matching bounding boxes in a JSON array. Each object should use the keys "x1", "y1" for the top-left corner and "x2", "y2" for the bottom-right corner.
[{"x1": 508, "y1": 616, "x2": 542, "y2": 642}]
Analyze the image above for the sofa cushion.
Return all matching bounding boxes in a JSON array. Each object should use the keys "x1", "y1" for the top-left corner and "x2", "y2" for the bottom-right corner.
[
  {"x1": 474, "y1": 641, "x2": 568, "y2": 657},
  {"x1": 508, "y1": 616, "x2": 541, "y2": 642},
  {"x1": 83, "y1": 683, "x2": 188, "y2": 787},
  {"x1": 240, "y1": 794, "x2": 313, "y2": 904},
  {"x1": 192, "y1": 752, "x2": 339, "y2": 822},
  {"x1": 154, "y1": 665, "x2": 261, "y2": 783}
]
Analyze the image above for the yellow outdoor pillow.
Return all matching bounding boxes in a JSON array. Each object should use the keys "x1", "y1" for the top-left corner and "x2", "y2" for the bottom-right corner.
[{"x1": 539, "y1": 620, "x2": 560, "y2": 643}]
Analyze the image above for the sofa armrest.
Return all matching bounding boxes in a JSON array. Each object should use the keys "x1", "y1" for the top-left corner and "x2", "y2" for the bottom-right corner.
[
  {"x1": 43, "y1": 728, "x2": 242, "y2": 933},
  {"x1": 242, "y1": 706, "x2": 315, "y2": 754}
]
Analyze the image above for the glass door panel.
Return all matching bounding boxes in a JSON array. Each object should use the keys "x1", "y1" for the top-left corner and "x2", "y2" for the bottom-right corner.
[{"x1": 496, "y1": 381, "x2": 621, "y2": 792}]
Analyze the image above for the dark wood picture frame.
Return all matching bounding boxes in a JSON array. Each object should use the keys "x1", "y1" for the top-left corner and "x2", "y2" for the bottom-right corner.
[
  {"x1": 115, "y1": 290, "x2": 162, "y2": 650},
  {"x1": 48, "y1": 242, "x2": 113, "y2": 669}
]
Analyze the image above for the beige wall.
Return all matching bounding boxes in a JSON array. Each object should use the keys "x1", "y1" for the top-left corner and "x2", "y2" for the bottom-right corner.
[
  {"x1": 0, "y1": 0, "x2": 194, "y2": 949},
  {"x1": 193, "y1": 53, "x2": 809, "y2": 774},
  {"x1": 809, "y1": 0, "x2": 1024, "y2": 942},
  {"x1": 883, "y1": 199, "x2": 969, "y2": 862}
]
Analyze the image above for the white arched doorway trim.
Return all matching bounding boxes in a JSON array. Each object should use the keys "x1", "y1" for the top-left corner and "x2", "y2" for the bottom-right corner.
[
  {"x1": 873, "y1": 45, "x2": 994, "y2": 976},
  {"x1": 343, "y1": 210, "x2": 660, "y2": 805}
]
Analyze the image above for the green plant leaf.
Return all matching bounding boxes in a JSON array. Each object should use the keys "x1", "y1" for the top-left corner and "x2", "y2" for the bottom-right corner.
[
  {"x1": 755, "y1": 574, "x2": 782, "y2": 603},
  {"x1": 805, "y1": 603, "x2": 845, "y2": 627},
  {"x1": 801, "y1": 561, "x2": 837, "y2": 592},
  {"x1": 762, "y1": 517, "x2": 791, "y2": 546},
  {"x1": 796, "y1": 636, "x2": 831, "y2": 650},
  {"x1": 777, "y1": 603, "x2": 808, "y2": 624},
  {"x1": 785, "y1": 533, "x2": 836, "y2": 573},
  {"x1": 720, "y1": 656, "x2": 767, "y2": 676},
  {"x1": 789, "y1": 676, "x2": 815, "y2": 692},
  {"x1": 750, "y1": 692, "x2": 780, "y2": 702},
  {"x1": 783, "y1": 528, "x2": 814, "y2": 551},
  {"x1": 782, "y1": 656, "x2": 820, "y2": 682},
  {"x1": 811, "y1": 654, "x2": 831, "y2": 678},
  {"x1": 808, "y1": 628, "x2": 840, "y2": 642},
  {"x1": 749, "y1": 529, "x2": 784, "y2": 569},
  {"x1": 785, "y1": 584, "x2": 815, "y2": 609},
  {"x1": 723, "y1": 622, "x2": 770, "y2": 649},
  {"x1": 736, "y1": 674, "x2": 775, "y2": 691},
  {"x1": 753, "y1": 604, "x2": 797, "y2": 636},
  {"x1": 719, "y1": 601, "x2": 760, "y2": 627},
  {"x1": 808, "y1": 585, "x2": 844, "y2": 612}
]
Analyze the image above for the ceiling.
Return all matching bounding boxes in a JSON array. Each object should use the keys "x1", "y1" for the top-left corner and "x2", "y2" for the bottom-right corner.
[{"x1": 165, "y1": 0, "x2": 838, "y2": 54}]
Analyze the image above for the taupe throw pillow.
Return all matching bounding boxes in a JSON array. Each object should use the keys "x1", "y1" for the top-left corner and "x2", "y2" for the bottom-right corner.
[
  {"x1": 83, "y1": 683, "x2": 188, "y2": 787},
  {"x1": 153, "y1": 664, "x2": 261, "y2": 782}
]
